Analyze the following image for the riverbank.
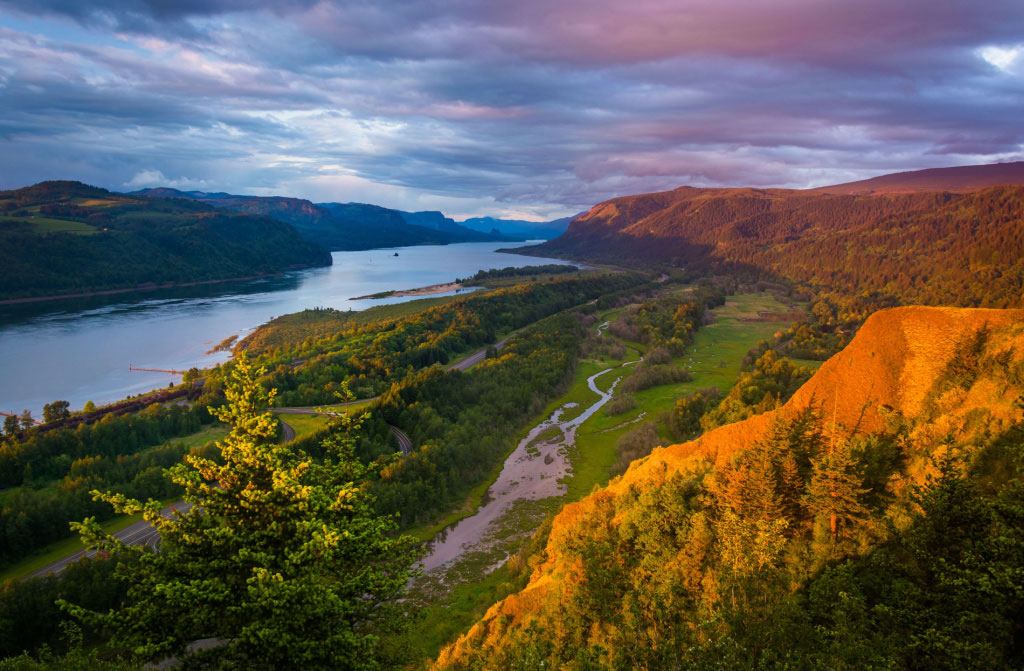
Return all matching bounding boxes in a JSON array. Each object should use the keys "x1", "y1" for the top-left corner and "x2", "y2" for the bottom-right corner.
[
  {"x1": 0, "y1": 271, "x2": 299, "y2": 306},
  {"x1": 352, "y1": 281, "x2": 463, "y2": 300}
]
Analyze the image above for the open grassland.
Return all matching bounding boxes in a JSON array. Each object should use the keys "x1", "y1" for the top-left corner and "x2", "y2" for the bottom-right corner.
[
  {"x1": 177, "y1": 423, "x2": 228, "y2": 448},
  {"x1": 0, "y1": 215, "x2": 99, "y2": 235},
  {"x1": 278, "y1": 413, "x2": 332, "y2": 441},
  {"x1": 568, "y1": 291, "x2": 799, "y2": 493}
]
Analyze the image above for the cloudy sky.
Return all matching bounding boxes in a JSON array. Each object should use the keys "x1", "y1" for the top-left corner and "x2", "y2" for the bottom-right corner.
[{"x1": 0, "y1": 0, "x2": 1022, "y2": 219}]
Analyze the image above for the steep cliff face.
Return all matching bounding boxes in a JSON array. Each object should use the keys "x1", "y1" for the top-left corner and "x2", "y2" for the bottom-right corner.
[{"x1": 435, "y1": 306, "x2": 1024, "y2": 668}]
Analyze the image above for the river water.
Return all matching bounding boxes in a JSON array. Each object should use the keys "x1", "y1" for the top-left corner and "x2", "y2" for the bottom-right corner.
[{"x1": 0, "y1": 242, "x2": 572, "y2": 417}]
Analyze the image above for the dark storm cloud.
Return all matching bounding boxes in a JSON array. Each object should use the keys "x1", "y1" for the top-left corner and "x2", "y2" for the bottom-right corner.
[{"x1": 0, "y1": 0, "x2": 1022, "y2": 216}]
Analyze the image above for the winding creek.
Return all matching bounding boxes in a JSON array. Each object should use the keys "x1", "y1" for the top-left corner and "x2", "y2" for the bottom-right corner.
[{"x1": 422, "y1": 356, "x2": 641, "y2": 572}]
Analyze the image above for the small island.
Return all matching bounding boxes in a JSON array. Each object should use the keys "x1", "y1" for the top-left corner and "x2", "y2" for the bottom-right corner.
[{"x1": 352, "y1": 281, "x2": 463, "y2": 300}]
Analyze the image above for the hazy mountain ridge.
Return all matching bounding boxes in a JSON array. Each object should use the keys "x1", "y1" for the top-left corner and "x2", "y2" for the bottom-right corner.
[
  {"x1": 459, "y1": 214, "x2": 578, "y2": 239},
  {"x1": 436, "y1": 305, "x2": 1024, "y2": 669},
  {"x1": 0, "y1": 181, "x2": 331, "y2": 301}
]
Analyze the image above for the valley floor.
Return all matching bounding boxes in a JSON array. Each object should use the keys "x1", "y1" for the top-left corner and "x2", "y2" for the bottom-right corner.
[{"x1": 399, "y1": 289, "x2": 805, "y2": 665}]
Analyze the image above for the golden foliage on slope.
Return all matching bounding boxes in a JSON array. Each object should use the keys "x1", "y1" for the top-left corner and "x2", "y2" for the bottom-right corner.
[
  {"x1": 434, "y1": 306, "x2": 1024, "y2": 668},
  {"x1": 534, "y1": 185, "x2": 1024, "y2": 308}
]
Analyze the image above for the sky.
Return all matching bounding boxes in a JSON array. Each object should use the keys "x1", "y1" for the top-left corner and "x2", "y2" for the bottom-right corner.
[{"x1": 0, "y1": 0, "x2": 1022, "y2": 220}]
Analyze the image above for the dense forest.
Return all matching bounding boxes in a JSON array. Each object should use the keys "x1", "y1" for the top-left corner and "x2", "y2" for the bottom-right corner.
[
  {"x1": 0, "y1": 182, "x2": 331, "y2": 301},
  {"x1": 528, "y1": 185, "x2": 1024, "y2": 308}
]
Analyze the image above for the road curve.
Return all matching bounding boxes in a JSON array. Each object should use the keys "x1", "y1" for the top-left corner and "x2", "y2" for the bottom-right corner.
[
  {"x1": 388, "y1": 424, "x2": 413, "y2": 454},
  {"x1": 31, "y1": 501, "x2": 192, "y2": 578},
  {"x1": 280, "y1": 419, "x2": 296, "y2": 442},
  {"x1": 447, "y1": 335, "x2": 511, "y2": 372}
]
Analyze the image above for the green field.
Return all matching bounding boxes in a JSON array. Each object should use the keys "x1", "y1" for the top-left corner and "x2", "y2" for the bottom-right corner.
[
  {"x1": 0, "y1": 215, "x2": 99, "y2": 235},
  {"x1": 278, "y1": 413, "x2": 332, "y2": 441},
  {"x1": 566, "y1": 291, "x2": 799, "y2": 495}
]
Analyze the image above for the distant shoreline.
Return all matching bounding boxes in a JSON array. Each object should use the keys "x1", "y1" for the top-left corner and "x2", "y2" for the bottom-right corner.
[
  {"x1": 352, "y1": 281, "x2": 464, "y2": 300},
  {"x1": 0, "y1": 272, "x2": 290, "y2": 306}
]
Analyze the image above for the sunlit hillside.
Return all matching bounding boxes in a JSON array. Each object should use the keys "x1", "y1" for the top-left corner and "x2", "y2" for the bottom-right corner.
[{"x1": 436, "y1": 306, "x2": 1024, "y2": 669}]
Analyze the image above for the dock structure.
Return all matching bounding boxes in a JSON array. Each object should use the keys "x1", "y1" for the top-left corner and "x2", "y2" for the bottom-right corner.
[
  {"x1": 0, "y1": 410, "x2": 43, "y2": 425},
  {"x1": 129, "y1": 365, "x2": 187, "y2": 375}
]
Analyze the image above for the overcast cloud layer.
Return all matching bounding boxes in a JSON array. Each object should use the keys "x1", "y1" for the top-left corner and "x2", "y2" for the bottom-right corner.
[{"x1": 0, "y1": 0, "x2": 1022, "y2": 219}]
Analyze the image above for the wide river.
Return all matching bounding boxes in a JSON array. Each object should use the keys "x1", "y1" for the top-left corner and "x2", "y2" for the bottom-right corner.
[{"x1": 0, "y1": 242, "x2": 571, "y2": 418}]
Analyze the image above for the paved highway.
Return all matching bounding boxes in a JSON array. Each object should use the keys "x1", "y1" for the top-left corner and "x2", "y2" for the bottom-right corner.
[
  {"x1": 280, "y1": 418, "x2": 295, "y2": 442},
  {"x1": 388, "y1": 424, "x2": 413, "y2": 454},
  {"x1": 447, "y1": 335, "x2": 511, "y2": 371},
  {"x1": 31, "y1": 501, "x2": 192, "y2": 578}
]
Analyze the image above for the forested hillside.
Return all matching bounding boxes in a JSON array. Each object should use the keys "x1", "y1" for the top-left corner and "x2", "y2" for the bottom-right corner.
[
  {"x1": 0, "y1": 181, "x2": 331, "y2": 301},
  {"x1": 133, "y1": 187, "x2": 516, "y2": 250},
  {"x1": 528, "y1": 184, "x2": 1024, "y2": 307},
  {"x1": 436, "y1": 306, "x2": 1024, "y2": 670}
]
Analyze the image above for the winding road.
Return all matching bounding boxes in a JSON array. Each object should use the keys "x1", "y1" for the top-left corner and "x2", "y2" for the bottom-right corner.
[{"x1": 31, "y1": 501, "x2": 192, "y2": 578}]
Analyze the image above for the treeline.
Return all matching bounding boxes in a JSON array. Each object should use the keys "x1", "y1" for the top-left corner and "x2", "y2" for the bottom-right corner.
[
  {"x1": 0, "y1": 401, "x2": 217, "y2": 487},
  {"x1": 370, "y1": 312, "x2": 585, "y2": 526},
  {"x1": 0, "y1": 555, "x2": 127, "y2": 660},
  {"x1": 607, "y1": 284, "x2": 726, "y2": 353},
  {"x1": 460, "y1": 264, "x2": 579, "y2": 284},
  {"x1": 247, "y1": 273, "x2": 647, "y2": 406}
]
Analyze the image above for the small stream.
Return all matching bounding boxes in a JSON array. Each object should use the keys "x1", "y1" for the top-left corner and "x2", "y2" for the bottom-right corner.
[{"x1": 421, "y1": 357, "x2": 641, "y2": 572}]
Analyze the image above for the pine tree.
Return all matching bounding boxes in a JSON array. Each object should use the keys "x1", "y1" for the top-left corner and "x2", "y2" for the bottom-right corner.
[
  {"x1": 64, "y1": 355, "x2": 419, "y2": 670},
  {"x1": 2, "y1": 414, "x2": 18, "y2": 435},
  {"x1": 804, "y1": 436, "x2": 870, "y2": 544}
]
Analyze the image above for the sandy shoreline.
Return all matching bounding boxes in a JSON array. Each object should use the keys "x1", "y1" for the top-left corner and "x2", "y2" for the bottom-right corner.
[{"x1": 352, "y1": 281, "x2": 464, "y2": 300}]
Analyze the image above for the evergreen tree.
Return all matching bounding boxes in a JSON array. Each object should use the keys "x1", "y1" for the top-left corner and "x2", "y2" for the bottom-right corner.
[
  {"x1": 63, "y1": 355, "x2": 419, "y2": 670},
  {"x1": 2, "y1": 414, "x2": 17, "y2": 435},
  {"x1": 804, "y1": 434, "x2": 870, "y2": 547}
]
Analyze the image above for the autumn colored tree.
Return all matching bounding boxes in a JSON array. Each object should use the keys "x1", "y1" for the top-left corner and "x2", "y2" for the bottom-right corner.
[{"x1": 64, "y1": 355, "x2": 419, "y2": 670}]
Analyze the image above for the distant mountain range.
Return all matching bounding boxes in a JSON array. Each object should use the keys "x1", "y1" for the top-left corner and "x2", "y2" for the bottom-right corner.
[
  {"x1": 519, "y1": 161, "x2": 1024, "y2": 308},
  {"x1": 0, "y1": 181, "x2": 330, "y2": 302},
  {"x1": 458, "y1": 214, "x2": 579, "y2": 240},
  {"x1": 133, "y1": 188, "x2": 522, "y2": 250}
]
